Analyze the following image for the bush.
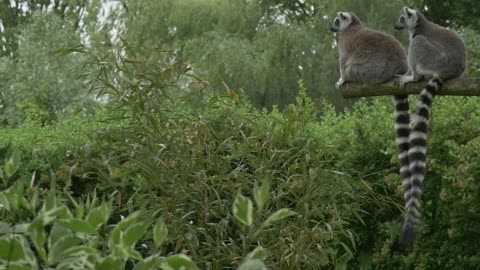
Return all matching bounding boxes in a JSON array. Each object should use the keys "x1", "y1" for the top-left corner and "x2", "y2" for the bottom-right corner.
[{"x1": 1, "y1": 43, "x2": 371, "y2": 269}]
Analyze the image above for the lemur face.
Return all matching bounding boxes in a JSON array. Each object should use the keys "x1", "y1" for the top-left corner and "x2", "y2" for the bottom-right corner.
[
  {"x1": 330, "y1": 12, "x2": 353, "y2": 33},
  {"x1": 394, "y1": 7, "x2": 420, "y2": 30}
]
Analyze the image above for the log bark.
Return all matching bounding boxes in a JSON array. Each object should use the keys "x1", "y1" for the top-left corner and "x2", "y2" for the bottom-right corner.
[{"x1": 339, "y1": 77, "x2": 480, "y2": 99}]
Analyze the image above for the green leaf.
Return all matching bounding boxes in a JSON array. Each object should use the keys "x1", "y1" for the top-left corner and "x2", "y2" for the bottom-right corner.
[
  {"x1": 62, "y1": 246, "x2": 102, "y2": 258},
  {"x1": 28, "y1": 218, "x2": 47, "y2": 261},
  {"x1": 335, "y1": 261, "x2": 347, "y2": 270},
  {"x1": 95, "y1": 256, "x2": 124, "y2": 270},
  {"x1": 345, "y1": 230, "x2": 356, "y2": 251},
  {"x1": 124, "y1": 247, "x2": 143, "y2": 260},
  {"x1": 335, "y1": 254, "x2": 352, "y2": 270},
  {"x1": 4, "y1": 151, "x2": 21, "y2": 180},
  {"x1": 233, "y1": 193, "x2": 253, "y2": 227},
  {"x1": 56, "y1": 206, "x2": 73, "y2": 220},
  {"x1": 58, "y1": 219, "x2": 96, "y2": 234},
  {"x1": 0, "y1": 192, "x2": 10, "y2": 212},
  {"x1": 1, "y1": 181, "x2": 25, "y2": 212},
  {"x1": 159, "y1": 254, "x2": 198, "y2": 270},
  {"x1": 30, "y1": 188, "x2": 40, "y2": 213},
  {"x1": 44, "y1": 189, "x2": 57, "y2": 212},
  {"x1": 0, "y1": 236, "x2": 27, "y2": 261},
  {"x1": 0, "y1": 235, "x2": 37, "y2": 268},
  {"x1": 133, "y1": 255, "x2": 163, "y2": 270},
  {"x1": 237, "y1": 259, "x2": 267, "y2": 270},
  {"x1": 0, "y1": 262, "x2": 36, "y2": 270},
  {"x1": 109, "y1": 211, "x2": 142, "y2": 248},
  {"x1": 0, "y1": 221, "x2": 12, "y2": 235},
  {"x1": 12, "y1": 223, "x2": 29, "y2": 234},
  {"x1": 56, "y1": 256, "x2": 95, "y2": 270},
  {"x1": 153, "y1": 217, "x2": 168, "y2": 249},
  {"x1": 48, "y1": 223, "x2": 72, "y2": 248},
  {"x1": 86, "y1": 203, "x2": 111, "y2": 229},
  {"x1": 253, "y1": 179, "x2": 269, "y2": 211},
  {"x1": 339, "y1": 241, "x2": 354, "y2": 257},
  {"x1": 256, "y1": 208, "x2": 297, "y2": 236},
  {"x1": 262, "y1": 208, "x2": 296, "y2": 228},
  {"x1": 244, "y1": 246, "x2": 267, "y2": 261},
  {"x1": 55, "y1": 44, "x2": 87, "y2": 56},
  {"x1": 123, "y1": 221, "x2": 149, "y2": 247},
  {"x1": 47, "y1": 234, "x2": 82, "y2": 265}
]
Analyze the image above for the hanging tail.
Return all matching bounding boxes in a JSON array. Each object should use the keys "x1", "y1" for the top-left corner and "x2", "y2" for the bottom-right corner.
[
  {"x1": 400, "y1": 77, "x2": 443, "y2": 245},
  {"x1": 393, "y1": 94, "x2": 411, "y2": 209}
]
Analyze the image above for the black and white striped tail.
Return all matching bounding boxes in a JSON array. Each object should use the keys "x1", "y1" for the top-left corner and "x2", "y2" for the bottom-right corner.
[
  {"x1": 393, "y1": 94, "x2": 411, "y2": 215},
  {"x1": 400, "y1": 77, "x2": 443, "y2": 246}
]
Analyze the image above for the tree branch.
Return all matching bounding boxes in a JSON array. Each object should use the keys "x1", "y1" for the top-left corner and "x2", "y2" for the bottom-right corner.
[{"x1": 339, "y1": 77, "x2": 480, "y2": 99}]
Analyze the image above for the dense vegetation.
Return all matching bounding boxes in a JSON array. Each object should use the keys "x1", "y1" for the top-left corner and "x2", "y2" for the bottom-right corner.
[{"x1": 0, "y1": 0, "x2": 479, "y2": 269}]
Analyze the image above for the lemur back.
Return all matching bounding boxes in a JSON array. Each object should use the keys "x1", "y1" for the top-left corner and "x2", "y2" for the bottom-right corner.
[{"x1": 394, "y1": 7, "x2": 467, "y2": 246}]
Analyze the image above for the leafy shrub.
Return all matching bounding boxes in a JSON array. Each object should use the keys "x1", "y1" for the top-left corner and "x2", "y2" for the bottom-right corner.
[
  {"x1": 80, "y1": 42, "x2": 370, "y2": 269},
  {"x1": 0, "y1": 42, "x2": 371, "y2": 269},
  {"x1": 0, "y1": 179, "x2": 199, "y2": 270}
]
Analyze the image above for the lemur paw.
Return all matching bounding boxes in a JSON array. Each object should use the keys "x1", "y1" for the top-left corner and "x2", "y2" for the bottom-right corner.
[
  {"x1": 394, "y1": 75, "x2": 414, "y2": 89},
  {"x1": 335, "y1": 78, "x2": 346, "y2": 90}
]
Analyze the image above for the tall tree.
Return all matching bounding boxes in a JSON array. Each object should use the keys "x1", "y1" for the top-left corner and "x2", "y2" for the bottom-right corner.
[
  {"x1": 410, "y1": 0, "x2": 480, "y2": 30},
  {"x1": 0, "y1": 12, "x2": 87, "y2": 125},
  {"x1": 105, "y1": 0, "x2": 412, "y2": 110},
  {"x1": 0, "y1": 0, "x2": 88, "y2": 57}
]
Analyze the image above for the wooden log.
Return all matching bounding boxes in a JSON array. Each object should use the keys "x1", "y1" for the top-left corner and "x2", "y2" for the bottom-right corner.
[{"x1": 339, "y1": 77, "x2": 480, "y2": 99}]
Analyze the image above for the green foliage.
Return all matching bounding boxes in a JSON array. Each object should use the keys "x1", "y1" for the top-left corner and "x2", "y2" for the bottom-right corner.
[
  {"x1": 367, "y1": 96, "x2": 480, "y2": 269},
  {"x1": 85, "y1": 42, "x2": 366, "y2": 268},
  {"x1": 460, "y1": 27, "x2": 480, "y2": 77},
  {"x1": 2, "y1": 39, "x2": 480, "y2": 268},
  {"x1": 0, "y1": 42, "x2": 369, "y2": 269},
  {"x1": 106, "y1": 0, "x2": 352, "y2": 110},
  {"x1": 0, "y1": 182, "x2": 199, "y2": 270},
  {"x1": 409, "y1": 0, "x2": 480, "y2": 31},
  {"x1": 1, "y1": 1, "x2": 480, "y2": 269},
  {"x1": 0, "y1": 0, "x2": 90, "y2": 57},
  {"x1": 258, "y1": 0, "x2": 315, "y2": 23},
  {"x1": 153, "y1": 217, "x2": 168, "y2": 250},
  {"x1": 238, "y1": 247, "x2": 268, "y2": 270},
  {"x1": 0, "y1": 12, "x2": 92, "y2": 125},
  {"x1": 0, "y1": 113, "x2": 104, "y2": 198}
]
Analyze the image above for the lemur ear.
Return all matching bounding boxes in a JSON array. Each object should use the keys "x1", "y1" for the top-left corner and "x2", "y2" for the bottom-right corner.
[
  {"x1": 405, "y1": 8, "x2": 413, "y2": 18},
  {"x1": 340, "y1": 12, "x2": 347, "y2": 20}
]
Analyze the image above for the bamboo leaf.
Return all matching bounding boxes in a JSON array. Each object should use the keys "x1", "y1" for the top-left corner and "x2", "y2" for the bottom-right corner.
[{"x1": 233, "y1": 193, "x2": 253, "y2": 227}]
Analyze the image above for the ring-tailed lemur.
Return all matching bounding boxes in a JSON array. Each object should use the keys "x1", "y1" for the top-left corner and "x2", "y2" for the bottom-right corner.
[
  {"x1": 330, "y1": 12, "x2": 407, "y2": 87},
  {"x1": 329, "y1": 13, "x2": 411, "y2": 234},
  {"x1": 394, "y1": 7, "x2": 467, "y2": 245}
]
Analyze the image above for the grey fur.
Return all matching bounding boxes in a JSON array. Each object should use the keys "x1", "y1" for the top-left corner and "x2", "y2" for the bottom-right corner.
[
  {"x1": 395, "y1": 7, "x2": 467, "y2": 87},
  {"x1": 330, "y1": 12, "x2": 408, "y2": 89}
]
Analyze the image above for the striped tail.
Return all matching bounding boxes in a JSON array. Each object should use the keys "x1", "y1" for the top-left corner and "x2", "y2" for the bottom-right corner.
[
  {"x1": 400, "y1": 77, "x2": 443, "y2": 245},
  {"x1": 393, "y1": 94, "x2": 411, "y2": 210}
]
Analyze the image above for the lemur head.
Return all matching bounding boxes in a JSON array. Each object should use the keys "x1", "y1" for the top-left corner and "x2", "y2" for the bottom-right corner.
[
  {"x1": 329, "y1": 12, "x2": 361, "y2": 33},
  {"x1": 394, "y1": 7, "x2": 423, "y2": 30}
]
